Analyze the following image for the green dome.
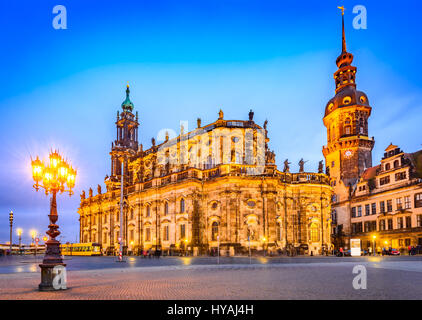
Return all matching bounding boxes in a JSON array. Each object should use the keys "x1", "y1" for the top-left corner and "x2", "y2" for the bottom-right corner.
[{"x1": 121, "y1": 85, "x2": 134, "y2": 112}]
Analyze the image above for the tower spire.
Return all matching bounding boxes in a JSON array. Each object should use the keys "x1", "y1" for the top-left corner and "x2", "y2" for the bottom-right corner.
[{"x1": 339, "y1": 6, "x2": 347, "y2": 53}]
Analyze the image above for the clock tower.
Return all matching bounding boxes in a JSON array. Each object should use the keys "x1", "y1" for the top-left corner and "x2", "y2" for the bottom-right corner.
[
  {"x1": 322, "y1": 10, "x2": 374, "y2": 191},
  {"x1": 322, "y1": 9, "x2": 374, "y2": 242}
]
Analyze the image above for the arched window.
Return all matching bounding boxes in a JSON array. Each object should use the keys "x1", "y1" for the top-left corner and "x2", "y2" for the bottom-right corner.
[
  {"x1": 385, "y1": 163, "x2": 390, "y2": 171},
  {"x1": 146, "y1": 205, "x2": 151, "y2": 217},
  {"x1": 393, "y1": 160, "x2": 399, "y2": 168},
  {"x1": 163, "y1": 225, "x2": 169, "y2": 241},
  {"x1": 164, "y1": 202, "x2": 169, "y2": 215},
  {"x1": 180, "y1": 198, "x2": 185, "y2": 213},
  {"x1": 310, "y1": 223, "x2": 319, "y2": 242},
  {"x1": 211, "y1": 222, "x2": 219, "y2": 241}
]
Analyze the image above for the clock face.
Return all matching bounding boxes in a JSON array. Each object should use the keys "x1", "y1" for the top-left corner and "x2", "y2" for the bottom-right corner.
[{"x1": 344, "y1": 150, "x2": 353, "y2": 159}]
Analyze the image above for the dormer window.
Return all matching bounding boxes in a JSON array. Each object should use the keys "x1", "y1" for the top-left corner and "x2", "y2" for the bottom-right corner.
[
  {"x1": 380, "y1": 176, "x2": 390, "y2": 186},
  {"x1": 385, "y1": 163, "x2": 390, "y2": 171},
  {"x1": 394, "y1": 160, "x2": 399, "y2": 168}
]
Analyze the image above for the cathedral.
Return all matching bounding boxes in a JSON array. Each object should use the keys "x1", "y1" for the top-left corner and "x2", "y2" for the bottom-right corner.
[{"x1": 78, "y1": 84, "x2": 332, "y2": 256}]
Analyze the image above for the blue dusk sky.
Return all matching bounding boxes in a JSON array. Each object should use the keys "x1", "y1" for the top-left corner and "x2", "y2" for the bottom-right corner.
[{"x1": 0, "y1": 0, "x2": 421, "y2": 244}]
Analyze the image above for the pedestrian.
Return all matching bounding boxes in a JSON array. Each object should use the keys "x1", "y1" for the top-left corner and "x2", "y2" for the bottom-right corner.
[{"x1": 408, "y1": 245, "x2": 412, "y2": 256}]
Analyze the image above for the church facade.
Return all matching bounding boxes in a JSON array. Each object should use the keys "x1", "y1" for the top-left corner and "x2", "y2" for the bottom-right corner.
[{"x1": 78, "y1": 85, "x2": 332, "y2": 256}]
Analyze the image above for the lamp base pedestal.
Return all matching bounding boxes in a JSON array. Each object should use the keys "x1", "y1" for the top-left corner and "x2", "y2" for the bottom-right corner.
[
  {"x1": 38, "y1": 239, "x2": 67, "y2": 291},
  {"x1": 39, "y1": 263, "x2": 67, "y2": 291}
]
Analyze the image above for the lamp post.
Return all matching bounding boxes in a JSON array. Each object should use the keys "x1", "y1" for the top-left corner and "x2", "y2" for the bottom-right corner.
[
  {"x1": 9, "y1": 211, "x2": 13, "y2": 254},
  {"x1": 247, "y1": 228, "x2": 252, "y2": 265},
  {"x1": 17, "y1": 228, "x2": 22, "y2": 255},
  {"x1": 372, "y1": 235, "x2": 376, "y2": 256},
  {"x1": 31, "y1": 230, "x2": 37, "y2": 256},
  {"x1": 217, "y1": 235, "x2": 220, "y2": 264},
  {"x1": 262, "y1": 237, "x2": 267, "y2": 256},
  {"x1": 31, "y1": 150, "x2": 76, "y2": 291}
]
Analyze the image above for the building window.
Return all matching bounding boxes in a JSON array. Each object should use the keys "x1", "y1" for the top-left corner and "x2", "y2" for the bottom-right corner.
[
  {"x1": 180, "y1": 224, "x2": 186, "y2": 239},
  {"x1": 380, "y1": 201, "x2": 385, "y2": 213},
  {"x1": 364, "y1": 221, "x2": 370, "y2": 233},
  {"x1": 164, "y1": 202, "x2": 169, "y2": 215},
  {"x1": 211, "y1": 222, "x2": 219, "y2": 241},
  {"x1": 388, "y1": 219, "x2": 393, "y2": 230},
  {"x1": 365, "y1": 204, "x2": 370, "y2": 216},
  {"x1": 351, "y1": 207, "x2": 356, "y2": 218},
  {"x1": 130, "y1": 209, "x2": 134, "y2": 220},
  {"x1": 385, "y1": 163, "x2": 390, "y2": 171},
  {"x1": 310, "y1": 223, "x2": 319, "y2": 242},
  {"x1": 379, "y1": 220, "x2": 386, "y2": 231},
  {"x1": 393, "y1": 160, "x2": 400, "y2": 168},
  {"x1": 357, "y1": 206, "x2": 362, "y2": 217},
  {"x1": 163, "y1": 225, "x2": 169, "y2": 241},
  {"x1": 331, "y1": 210, "x2": 337, "y2": 224},
  {"x1": 145, "y1": 228, "x2": 151, "y2": 241},
  {"x1": 345, "y1": 126, "x2": 351, "y2": 135},
  {"x1": 180, "y1": 198, "x2": 185, "y2": 213},
  {"x1": 406, "y1": 216, "x2": 411, "y2": 229},
  {"x1": 371, "y1": 203, "x2": 376, "y2": 215},
  {"x1": 130, "y1": 230, "x2": 134, "y2": 242},
  {"x1": 404, "y1": 196, "x2": 411, "y2": 209},
  {"x1": 417, "y1": 215, "x2": 422, "y2": 227},
  {"x1": 103, "y1": 232, "x2": 107, "y2": 244},
  {"x1": 396, "y1": 198, "x2": 402, "y2": 211},
  {"x1": 395, "y1": 172, "x2": 406, "y2": 181},
  {"x1": 371, "y1": 221, "x2": 377, "y2": 231},
  {"x1": 380, "y1": 176, "x2": 390, "y2": 185},
  {"x1": 387, "y1": 200, "x2": 392, "y2": 212},
  {"x1": 146, "y1": 205, "x2": 151, "y2": 217},
  {"x1": 397, "y1": 217, "x2": 403, "y2": 229},
  {"x1": 415, "y1": 193, "x2": 422, "y2": 208},
  {"x1": 405, "y1": 239, "x2": 411, "y2": 247}
]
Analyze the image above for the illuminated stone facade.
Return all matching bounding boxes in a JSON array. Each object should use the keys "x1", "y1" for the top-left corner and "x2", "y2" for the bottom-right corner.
[{"x1": 78, "y1": 86, "x2": 332, "y2": 256}]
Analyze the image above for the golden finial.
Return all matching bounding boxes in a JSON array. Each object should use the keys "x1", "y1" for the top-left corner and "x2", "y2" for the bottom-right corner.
[
  {"x1": 126, "y1": 81, "x2": 129, "y2": 88},
  {"x1": 338, "y1": 6, "x2": 345, "y2": 15}
]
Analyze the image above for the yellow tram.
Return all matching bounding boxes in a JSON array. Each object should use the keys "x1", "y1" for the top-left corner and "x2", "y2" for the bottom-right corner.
[{"x1": 60, "y1": 242, "x2": 101, "y2": 256}]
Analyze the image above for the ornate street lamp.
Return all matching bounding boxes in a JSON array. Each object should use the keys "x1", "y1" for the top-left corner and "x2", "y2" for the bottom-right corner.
[
  {"x1": 31, "y1": 150, "x2": 76, "y2": 291},
  {"x1": 17, "y1": 228, "x2": 22, "y2": 255},
  {"x1": 9, "y1": 211, "x2": 13, "y2": 254}
]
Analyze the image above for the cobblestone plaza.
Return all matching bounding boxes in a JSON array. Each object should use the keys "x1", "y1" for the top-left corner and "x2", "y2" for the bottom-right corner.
[{"x1": 1, "y1": 256, "x2": 422, "y2": 300}]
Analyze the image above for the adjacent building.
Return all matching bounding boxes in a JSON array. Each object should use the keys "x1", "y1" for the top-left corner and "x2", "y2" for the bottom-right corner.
[{"x1": 350, "y1": 144, "x2": 422, "y2": 251}]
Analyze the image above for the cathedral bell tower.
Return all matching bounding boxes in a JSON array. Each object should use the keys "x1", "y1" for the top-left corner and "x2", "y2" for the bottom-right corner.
[
  {"x1": 108, "y1": 84, "x2": 139, "y2": 189},
  {"x1": 322, "y1": 9, "x2": 374, "y2": 193}
]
